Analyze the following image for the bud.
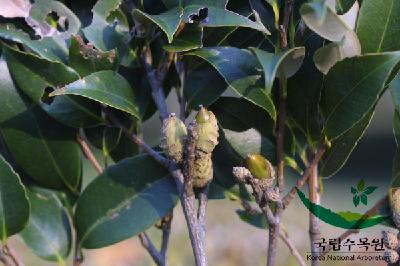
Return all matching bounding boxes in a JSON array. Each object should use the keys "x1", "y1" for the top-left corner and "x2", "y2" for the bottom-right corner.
[
  {"x1": 382, "y1": 230, "x2": 399, "y2": 250},
  {"x1": 390, "y1": 188, "x2": 400, "y2": 227},
  {"x1": 384, "y1": 249, "x2": 399, "y2": 264},
  {"x1": 160, "y1": 114, "x2": 187, "y2": 163},
  {"x1": 193, "y1": 154, "x2": 213, "y2": 188},
  {"x1": 246, "y1": 154, "x2": 274, "y2": 180},
  {"x1": 193, "y1": 106, "x2": 219, "y2": 154}
]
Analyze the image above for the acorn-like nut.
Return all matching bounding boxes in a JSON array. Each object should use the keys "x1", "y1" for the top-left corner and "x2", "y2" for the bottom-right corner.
[
  {"x1": 160, "y1": 114, "x2": 187, "y2": 163},
  {"x1": 193, "y1": 106, "x2": 219, "y2": 154},
  {"x1": 390, "y1": 188, "x2": 400, "y2": 228},
  {"x1": 193, "y1": 153, "x2": 213, "y2": 188},
  {"x1": 384, "y1": 249, "x2": 399, "y2": 264},
  {"x1": 246, "y1": 154, "x2": 274, "y2": 180},
  {"x1": 382, "y1": 230, "x2": 399, "y2": 250}
]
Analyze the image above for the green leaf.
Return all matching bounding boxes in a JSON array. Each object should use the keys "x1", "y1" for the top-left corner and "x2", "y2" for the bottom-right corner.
[
  {"x1": 360, "y1": 194, "x2": 368, "y2": 205},
  {"x1": 336, "y1": 0, "x2": 356, "y2": 15},
  {"x1": 357, "y1": 179, "x2": 365, "y2": 191},
  {"x1": 182, "y1": 5, "x2": 270, "y2": 34},
  {"x1": 353, "y1": 195, "x2": 360, "y2": 207},
  {"x1": 3, "y1": 45, "x2": 104, "y2": 128},
  {"x1": 82, "y1": 0, "x2": 135, "y2": 67},
  {"x1": 321, "y1": 109, "x2": 374, "y2": 177},
  {"x1": 392, "y1": 111, "x2": 400, "y2": 187},
  {"x1": 300, "y1": 1, "x2": 360, "y2": 74},
  {"x1": 50, "y1": 71, "x2": 139, "y2": 119},
  {"x1": 186, "y1": 47, "x2": 276, "y2": 120},
  {"x1": 0, "y1": 155, "x2": 30, "y2": 241},
  {"x1": 74, "y1": 155, "x2": 178, "y2": 248},
  {"x1": 287, "y1": 34, "x2": 324, "y2": 143},
  {"x1": 297, "y1": 189, "x2": 388, "y2": 229},
  {"x1": 0, "y1": 24, "x2": 68, "y2": 62},
  {"x1": 351, "y1": 186, "x2": 357, "y2": 194},
  {"x1": 184, "y1": 66, "x2": 227, "y2": 109},
  {"x1": 163, "y1": 24, "x2": 203, "y2": 52},
  {"x1": 20, "y1": 187, "x2": 72, "y2": 262},
  {"x1": 133, "y1": 7, "x2": 183, "y2": 43},
  {"x1": 356, "y1": 0, "x2": 400, "y2": 53},
  {"x1": 236, "y1": 209, "x2": 268, "y2": 229},
  {"x1": 0, "y1": 55, "x2": 81, "y2": 193},
  {"x1": 322, "y1": 53, "x2": 400, "y2": 141},
  {"x1": 69, "y1": 35, "x2": 118, "y2": 77},
  {"x1": 364, "y1": 186, "x2": 378, "y2": 195},
  {"x1": 390, "y1": 73, "x2": 400, "y2": 112},
  {"x1": 251, "y1": 47, "x2": 305, "y2": 93}
]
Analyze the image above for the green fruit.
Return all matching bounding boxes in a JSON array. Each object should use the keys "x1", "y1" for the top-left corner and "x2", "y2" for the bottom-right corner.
[
  {"x1": 160, "y1": 114, "x2": 187, "y2": 163},
  {"x1": 246, "y1": 154, "x2": 272, "y2": 180}
]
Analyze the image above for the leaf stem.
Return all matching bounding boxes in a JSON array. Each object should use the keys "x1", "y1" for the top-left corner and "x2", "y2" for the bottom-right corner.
[{"x1": 76, "y1": 134, "x2": 102, "y2": 174}]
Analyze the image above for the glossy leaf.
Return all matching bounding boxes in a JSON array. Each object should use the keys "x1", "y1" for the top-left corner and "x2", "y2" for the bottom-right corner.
[
  {"x1": 82, "y1": 0, "x2": 135, "y2": 67},
  {"x1": 69, "y1": 35, "x2": 118, "y2": 76},
  {"x1": 321, "y1": 109, "x2": 374, "y2": 177},
  {"x1": 300, "y1": 1, "x2": 360, "y2": 74},
  {"x1": 0, "y1": 55, "x2": 81, "y2": 193},
  {"x1": 356, "y1": 0, "x2": 400, "y2": 53},
  {"x1": 186, "y1": 47, "x2": 276, "y2": 120},
  {"x1": 74, "y1": 155, "x2": 178, "y2": 248},
  {"x1": 287, "y1": 34, "x2": 324, "y2": 143},
  {"x1": 236, "y1": 209, "x2": 268, "y2": 229},
  {"x1": 51, "y1": 71, "x2": 139, "y2": 119},
  {"x1": 251, "y1": 47, "x2": 305, "y2": 93},
  {"x1": 20, "y1": 187, "x2": 72, "y2": 262},
  {"x1": 4, "y1": 45, "x2": 104, "y2": 128},
  {"x1": 163, "y1": 24, "x2": 203, "y2": 52},
  {"x1": 322, "y1": 53, "x2": 400, "y2": 141},
  {"x1": 133, "y1": 8, "x2": 183, "y2": 43},
  {"x1": 0, "y1": 155, "x2": 29, "y2": 241},
  {"x1": 182, "y1": 5, "x2": 270, "y2": 34},
  {"x1": 184, "y1": 66, "x2": 227, "y2": 109},
  {"x1": 0, "y1": 24, "x2": 68, "y2": 62}
]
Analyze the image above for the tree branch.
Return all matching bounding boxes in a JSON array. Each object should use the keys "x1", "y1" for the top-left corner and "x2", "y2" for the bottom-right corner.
[
  {"x1": 160, "y1": 212, "x2": 173, "y2": 260},
  {"x1": 76, "y1": 134, "x2": 102, "y2": 174},
  {"x1": 279, "y1": 231, "x2": 307, "y2": 266},
  {"x1": 141, "y1": 45, "x2": 170, "y2": 121},
  {"x1": 2, "y1": 244, "x2": 22, "y2": 266},
  {"x1": 308, "y1": 155, "x2": 320, "y2": 266},
  {"x1": 139, "y1": 233, "x2": 165, "y2": 266},
  {"x1": 282, "y1": 144, "x2": 327, "y2": 208},
  {"x1": 321, "y1": 196, "x2": 387, "y2": 255}
]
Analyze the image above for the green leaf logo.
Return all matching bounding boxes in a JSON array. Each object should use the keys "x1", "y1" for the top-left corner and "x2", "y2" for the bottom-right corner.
[{"x1": 351, "y1": 179, "x2": 377, "y2": 207}]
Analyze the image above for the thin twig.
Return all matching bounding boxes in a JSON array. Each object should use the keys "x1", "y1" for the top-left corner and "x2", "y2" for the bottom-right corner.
[
  {"x1": 160, "y1": 212, "x2": 173, "y2": 260},
  {"x1": 76, "y1": 135, "x2": 102, "y2": 174},
  {"x1": 139, "y1": 233, "x2": 164, "y2": 266},
  {"x1": 73, "y1": 241, "x2": 83, "y2": 266},
  {"x1": 241, "y1": 201, "x2": 305, "y2": 266},
  {"x1": 321, "y1": 196, "x2": 387, "y2": 255},
  {"x1": 308, "y1": 154, "x2": 320, "y2": 266},
  {"x1": 2, "y1": 244, "x2": 22, "y2": 266},
  {"x1": 282, "y1": 145, "x2": 327, "y2": 208},
  {"x1": 141, "y1": 45, "x2": 169, "y2": 121},
  {"x1": 0, "y1": 248, "x2": 13, "y2": 266},
  {"x1": 197, "y1": 185, "x2": 209, "y2": 255},
  {"x1": 279, "y1": 231, "x2": 307, "y2": 266}
]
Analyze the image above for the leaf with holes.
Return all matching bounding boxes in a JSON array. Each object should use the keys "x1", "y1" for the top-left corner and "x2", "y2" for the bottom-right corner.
[
  {"x1": 74, "y1": 155, "x2": 178, "y2": 248},
  {"x1": 20, "y1": 187, "x2": 72, "y2": 262},
  {"x1": 50, "y1": 71, "x2": 139, "y2": 119},
  {"x1": 0, "y1": 155, "x2": 30, "y2": 241},
  {"x1": 3, "y1": 45, "x2": 104, "y2": 128},
  {"x1": 0, "y1": 54, "x2": 81, "y2": 193}
]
